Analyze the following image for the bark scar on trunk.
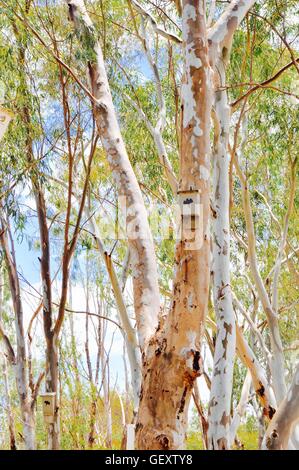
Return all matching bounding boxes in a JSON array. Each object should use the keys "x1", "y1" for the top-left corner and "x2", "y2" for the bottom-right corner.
[{"x1": 192, "y1": 350, "x2": 202, "y2": 373}]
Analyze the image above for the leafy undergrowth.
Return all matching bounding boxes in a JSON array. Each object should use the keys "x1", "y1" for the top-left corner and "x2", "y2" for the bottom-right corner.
[{"x1": 186, "y1": 425, "x2": 259, "y2": 450}]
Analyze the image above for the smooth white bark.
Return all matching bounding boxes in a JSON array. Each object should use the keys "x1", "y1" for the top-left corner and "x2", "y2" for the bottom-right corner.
[
  {"x1": 208, "y1": 65, "x2": 236, "y2": 449},
  {"x1": 66, "y1": 0, "x2": 160, "y2": 350}
]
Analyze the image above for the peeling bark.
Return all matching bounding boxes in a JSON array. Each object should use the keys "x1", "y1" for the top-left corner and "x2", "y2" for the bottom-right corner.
[
  {"x1": 135, "y1": 0, "x2": 212, "y2": 450},
  {"x1": 208, "y1": 314, "x2": 276, "y2": 423},
  {"x1": 207, "y1": 0, "x2": 257, "y2": 449}
]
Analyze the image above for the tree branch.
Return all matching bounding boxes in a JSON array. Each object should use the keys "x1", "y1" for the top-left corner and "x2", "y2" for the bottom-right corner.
[
  {"x1": 130, "y1": 0, "x2": 182, "y2": 44},
  {"x1": 209, "y1": 0, "x2": 256, "y2": 48}
]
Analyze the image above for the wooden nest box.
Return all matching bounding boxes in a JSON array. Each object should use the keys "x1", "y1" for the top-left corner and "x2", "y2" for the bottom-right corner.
[
  {"x1": 178, "y1": 189, "x2": 201, "y2": 231},
  {"x1": 0, "y1": 107, "x2": 14, "y2": 142},
  {"x1": 177, "y1": 189, "x2": 203, "y2": 249},
  {"x1": 40, "y1": 392, "x2": 56, "y2": 424}
]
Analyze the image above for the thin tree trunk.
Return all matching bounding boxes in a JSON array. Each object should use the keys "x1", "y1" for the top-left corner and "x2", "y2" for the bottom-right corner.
[
  {"x1": 2, "y1": 355, "x2": 17, "y2": 450},
  {"x1": 207, "y1": 315, "x2": 276, "y2": 417},
  {"x1": 236, "y1": 323, "x2": 276, "y2": 419},
  {"x1": 229, "y1": 371, "x2": 251, "y2": 446},
  {"x1": 12, "y1": 17, "x2": 58, "y2": 448},
  {"x1": 208, "y1": 61, "x2": 236, "y2": 449},
  {"x1": 272, "y1": 158, "x2": 297, "y2": 314},
  {"x1": 126, "y1": 6, "x2": 178, "y2": 194},
  {"x1": 100, "y1": 309, "x2": 112, "y2": 449},
  {"x1": 234, "y1": 148, "x2": 287, "y2": 404},
  {"x1": 35, "y1": 187, "x2": 59, "y2": 449},
  {"x1": 192, "y1": 380, "x2": 208, "y2": 449},
  {"x1": 0, "y1": 219, "x2": 35, "y2": 449},
  {"x1": 251, "y1": 396, "x2": 266, "y2": 449},
  {"x1": 0, "y1": 269, "x2": 17, "y2": 450},
  {"x1": 88, "y1": 213, "x2": 141, "y2": 415},
  {"x1": 84, "y1": 258, "x2": 97, "y2": 448}
]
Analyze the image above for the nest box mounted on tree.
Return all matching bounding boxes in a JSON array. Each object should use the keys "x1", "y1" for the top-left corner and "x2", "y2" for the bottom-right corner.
[
  {"x1": 40, "y1": 392, "x2": 56, "y2": 424},
  {"x1": 0, "y1": 107, "x2": 14, "y2": 142},
  {"x1": 177, "y1": 189, "x2": 203, "y2": 250}
]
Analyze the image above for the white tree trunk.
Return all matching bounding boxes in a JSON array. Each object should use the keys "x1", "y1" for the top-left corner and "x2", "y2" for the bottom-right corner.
[
  {"x1": 207, "y1": 0, "x2": 258, "y2": 448},
  {"x1": 65, "y1": 0, "x2": 160, "y2": 350},
  {"x1": 100, "y1": 313, "x2": 113, "y2": 449},
  {"x1": 208, "y1": 62, "x2": 236, "y2": 450}
]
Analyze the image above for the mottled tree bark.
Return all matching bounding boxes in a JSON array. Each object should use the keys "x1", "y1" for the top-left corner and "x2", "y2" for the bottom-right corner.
[
  {"x1": 236, "y1": 324, "x2": 276, "y2": 419},
  {"x1": 208, "y1": 0, "x2": 257, "y2": 449},
  {"x1": 135, "y1": 0, "x2": 212, "y2": 449},
  {"x1": 64, "y1": 0, "x2": 264, "y2": 451},
  {"x1": 208, "y1": 64, "x2": 236, "y2": 450}
]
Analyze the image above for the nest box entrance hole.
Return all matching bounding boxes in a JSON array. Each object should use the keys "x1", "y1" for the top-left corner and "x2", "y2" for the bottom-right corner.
[{"x1": 40, "y1": 392, "x2": 56, "y2": 424}]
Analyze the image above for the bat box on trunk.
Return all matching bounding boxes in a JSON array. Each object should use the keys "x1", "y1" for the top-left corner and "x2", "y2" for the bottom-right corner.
[
  {"x1": 0, "y1": 107, "x2": 14, "y2": 142},
  {"x1": 40, "y1": 392, "x2": 56, "y2": 424}
]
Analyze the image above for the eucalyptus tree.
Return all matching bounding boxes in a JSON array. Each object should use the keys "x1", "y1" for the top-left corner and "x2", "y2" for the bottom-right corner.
[
  {"x1": 0, "y1": 0, "x2": 99, "y2": 448},
  {"x1": 0, "y1": 216, "x2": 45, "y2": 449},
  {"x1": 0, "y1": 0, "x2": 298, "y2": 451},
  {"x1": 226, "y1": 3, "x2": 299, "y2": 444},
  {"x1": 60, "y1": 0, "x2": 259, "y2": 449}
]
